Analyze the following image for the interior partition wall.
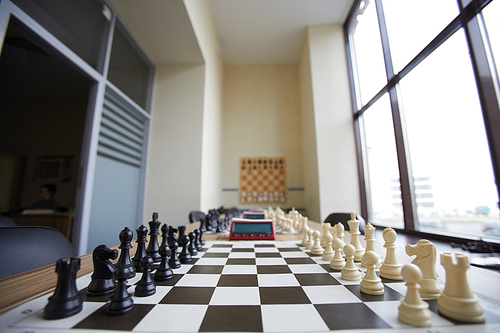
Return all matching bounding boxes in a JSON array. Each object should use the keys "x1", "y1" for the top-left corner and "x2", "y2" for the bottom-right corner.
[
  {"x1": 0, "y1": 0, "x2": 155, "y2": 254},
  {"x1": 345, "y1": 0, "x2": 500, "y2": 241}
]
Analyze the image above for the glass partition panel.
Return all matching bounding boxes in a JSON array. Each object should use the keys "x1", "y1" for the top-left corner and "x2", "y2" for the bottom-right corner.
[
  {"x1": 348, "y1": 0, "x2": 387, "y2": 107},
  {"x1": 107, "y1": 21, "x2": 151, "y2": 110},
  {"x1": 12, "y1": 0, "x2": 110, "y2": 70},
  {"x1": 382, "y1": 0, "x2": 458, "y2": 74},
  {"x1": 360, "y1": 94, "x2": 404, "y2": 228},
  {"x1": 399, "y1": 29, "x2": 499, "y2": 239}
]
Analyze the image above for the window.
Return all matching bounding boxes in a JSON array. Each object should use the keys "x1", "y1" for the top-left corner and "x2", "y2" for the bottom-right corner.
[{"x1": 345, "y1": 0, "x2": 500, "y2": 240}]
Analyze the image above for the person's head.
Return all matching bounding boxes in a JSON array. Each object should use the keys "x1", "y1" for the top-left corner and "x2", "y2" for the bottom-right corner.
[{"x1": 39, "y1": 184, "x2": 56, "y2": 200}]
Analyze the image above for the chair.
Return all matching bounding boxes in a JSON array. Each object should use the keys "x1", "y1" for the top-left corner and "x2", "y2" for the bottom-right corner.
[
  {"x1": 323, "y1": 212, "x2": 366, "y2": 235},
  {"x1": 0, "y1": 226, "x2": 77, "y2": 279},
  {"x1": 188, "y1": 210, "x2": 206, "y2": 224},
  {"x1": 0, "y1": 214, "x2": 17, "y2": 227}
]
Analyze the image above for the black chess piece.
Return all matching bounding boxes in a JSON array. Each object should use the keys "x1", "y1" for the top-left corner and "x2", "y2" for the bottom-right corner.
[
  {"x1": 146, "y1": 213, "x2": 161, "y2": 263},
  {"x1": 188, "y1": 232, "x2": 198, "y2": 256},
  {"x1": 44, "y1": 258, "x2": 83, "y2": 319},
  {"x1": 194, "y1": 229, "x2": 203, "y2": 251},
  {"x1": 154, "y1": 244, "x2": 174, "y2": 281},
  {"x1": 168, "y1": 240, "x2": 181, "y2": 269},
  {"x1": 107, "y1": 266, "x2": 134, "y2": 316},
  {"x1": 179, "y1": 234, "x2": 192, "y2": 263},
  {"x1": 216, "y1": 219, "x2": 223, "y2": 233},
  {"x1": 168, "y1": 226, "x2": 179, "y2": 244},
  {"x1": 178, "y1": 225, "x2": 186, "y2": 239},
  {"x1": 133, "y1": 225, "x2": 148, "y2": 272},
  {"x1": 117, "y1": 227, "x2": 136, "y2": 279},
  {"x1": 161, "y1": 223, "x2": 169, "y2": 247},
  {"x1": 135, "y1": 256, "x2": 156, "y2": 297},
  {"x1": 198, "y1": 228, "x2": 205, "y2": 246},
  {"x1": 199, "y1": 215, "x2": 207, "y2": 232},
  {"x1": 87, "y1": 245, "x2": 118, "y2": 297}
]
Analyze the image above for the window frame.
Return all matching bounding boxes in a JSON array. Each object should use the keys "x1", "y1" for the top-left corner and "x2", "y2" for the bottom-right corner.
[{"x1": 344, "y1": 0, "x2": 500, "y2": 240}]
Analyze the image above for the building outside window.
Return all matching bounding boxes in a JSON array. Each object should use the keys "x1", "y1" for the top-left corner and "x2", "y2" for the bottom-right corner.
[{"x1": 345, "y1": 0, "x2": 500, "y2": 240}]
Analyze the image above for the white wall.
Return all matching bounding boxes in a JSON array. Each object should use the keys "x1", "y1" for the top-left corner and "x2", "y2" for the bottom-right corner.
[
  {"x1": 145, "y1": 64, "x2": 205, "y2": 225},
  {"x1": 306, "y1": 24, "x2": 360, "y2": 221},
  {"x1": 221, "y1": 65, "x2": 305, "y2": 211}
]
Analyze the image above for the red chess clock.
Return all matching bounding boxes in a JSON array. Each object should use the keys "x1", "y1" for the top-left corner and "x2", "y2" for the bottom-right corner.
[{"x1": 229, "y1": 219, "x2": 276, "y2": 240}]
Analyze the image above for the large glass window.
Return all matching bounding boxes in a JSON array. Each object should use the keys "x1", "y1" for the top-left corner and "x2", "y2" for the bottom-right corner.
[{"x1": 346, "y1": 0, "x2": 500, "y2": 240}]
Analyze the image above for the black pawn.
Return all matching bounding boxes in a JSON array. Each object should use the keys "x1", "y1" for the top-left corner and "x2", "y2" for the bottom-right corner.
[
  {"x1": 87, "y1": 245, "x2": 118, "y2": 297},
  {"x1": 198, "y1": 228, "x2": 205, "y2": 246},
  {"x1": 146, "y1": 213, "x2": 161, "y2": 263},
  {"x1": 194, "y1": 229, "x2": 203, "y2": 251},
  {"x1": 161, "y1": 224, "x2": 169, "y2": 247},
  {"x1": 179, "y1": 235, "x2": 192, "y2": 263},
  {"x1": 133, "y1": 225, "x2": 148, "y2": 272},
  {"x1": 168, "y1": 240, "x2": 181, "y2": 269},
  {"x1": 135, "y1": 256, "x2": 156, "y2": 297},
  {"x1": 107, "y1": 266, "x2": 133, "y2": 316},
  {"x1": 44, "y1": 258, "x2": 83, "y2": 319},
  {"x1": 188, "y1": 232, "x2": 198, "y2": 256},
  {"x1": 154, "y1": 245, "x2": 173, "y2": 281},
  {"x1": 117, "y1": 227, "x2": 136, "y2": 279}
]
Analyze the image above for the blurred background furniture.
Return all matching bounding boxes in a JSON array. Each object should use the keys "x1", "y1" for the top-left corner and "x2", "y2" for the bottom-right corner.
[{"x1": 324, "y1": 212, "x2": 366, "y2": 235}]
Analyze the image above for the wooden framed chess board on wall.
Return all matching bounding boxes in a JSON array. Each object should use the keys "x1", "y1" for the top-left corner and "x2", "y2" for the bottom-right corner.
[{"x1": 239, "y1": 157, "x2": 286, "y2": 204}]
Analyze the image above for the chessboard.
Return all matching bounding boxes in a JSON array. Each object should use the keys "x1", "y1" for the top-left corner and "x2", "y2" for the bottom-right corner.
[
  {"x1": 239, "y1": 157, "x2": 286, "y2": 204},
  {"x1": 1, "y1": 241, "x2": 499, "y2": 333}
]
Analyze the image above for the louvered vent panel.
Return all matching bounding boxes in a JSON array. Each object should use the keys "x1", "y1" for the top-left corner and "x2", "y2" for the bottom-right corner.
[{"x1": 97, "y1": 92, "x2": 145, "y2": 168}]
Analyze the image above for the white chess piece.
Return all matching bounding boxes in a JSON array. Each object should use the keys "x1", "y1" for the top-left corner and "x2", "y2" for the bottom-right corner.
[
  {"x1": 361, "y1": 223, "x2": 381, "y2": 268},
  {"x1": 321, "y1": 223, "x2": 330, "y2": 247},
  {"x1": 379, "y1": 227, "x2": 403, "y2": 280},
  {"x1": 305, "y1": 229, "x2": 314, "y2": 250},
  {"x1": 398, "y1": 264, "x2": 433, "y2": 327},
  {"x1": 405, "y1": 240, "x2": 441, "y2": 298},
  {"x1": 437, "y1": 252, "x2": 485, "y2": 323},
  {"x1": 347, "y1": 212, "x2": 365, "y2": 262},
  {"x1": 322, "y1": 233, "x2": 334, "y2": 261},
  {"x1": 360, "y1": 251, "x2": 384, "y2": 295},
  {"x1": 311, "y1": 230, "x2": 324, "y2": 256},
  {"x1": 341, "y1": 244, "x2": 361, "y2": 281},
  {"x1": 330, "y1": 238, "x2": 346, "y2": 270},
  {"x1": 301, "y1": 225, "x2": 310, "y2": 247}
]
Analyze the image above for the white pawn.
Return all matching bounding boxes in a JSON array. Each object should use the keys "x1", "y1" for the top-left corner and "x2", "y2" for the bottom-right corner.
[
  {"x1": 305, "y1": 229, "x2": 314, "y2": 250},
  {"x1": 311, "y1": 230, "x2": 324, "y2": 256},
  {"x1": 380, "y1": 227, "x2": 403, "y2": 280},
  {"x1": 341, "y1": 244, "x2": 361, "y2": 281},
  {"x1": 322, "y1": 233, "x2": 334, "y2": 261},
  {"x1": 360, "y1": 251, "x2": 384, "y2": 295},
  {"x1": 398, "y1": 264, "x2": 433, "y2": 327},
  {"x1": 301, "y1": 225, "x2": 310, "y2": 247},
  {"x1": 361, "y1": 223, "x2": 381, "y2": 268},
  {"x1": 330, "y1": 238, "x2": 346, "y2": 271},
  {"x1": 347, "y1": 212, "x2": 365, "y2": 262}
]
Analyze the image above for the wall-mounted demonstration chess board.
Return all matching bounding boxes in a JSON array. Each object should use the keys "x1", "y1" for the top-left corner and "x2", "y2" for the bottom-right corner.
[
  {"x1": 1, "y1": 241, "x2": 499, "y2": 333},
  {"x1": 239, "y1": 157, "x2": 286, "y2": 204}
]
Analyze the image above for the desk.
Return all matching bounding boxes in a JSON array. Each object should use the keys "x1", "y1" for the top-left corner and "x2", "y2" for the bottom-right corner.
[
  {"x1": 0, "y1": 221, "x2": 499, "y2": 332},
  {"x1": 11, "y1": 213, "x2": 74, "y2": 241}
]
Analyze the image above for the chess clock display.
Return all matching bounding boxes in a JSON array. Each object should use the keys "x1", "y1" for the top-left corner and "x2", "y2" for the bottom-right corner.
[{"x1": 229, "y1": 218, "x2": 276, "y2": 240}]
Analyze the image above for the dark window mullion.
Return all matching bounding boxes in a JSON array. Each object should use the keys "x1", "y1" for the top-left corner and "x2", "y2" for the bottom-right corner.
[{"x1": 375, "y1": 0, "x2": 417, "y2": 230}]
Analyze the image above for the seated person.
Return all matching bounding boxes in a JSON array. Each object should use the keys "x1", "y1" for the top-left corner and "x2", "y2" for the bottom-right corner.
[{"x1": 31, "y1": 184, "x2": 58, "y2": 210}]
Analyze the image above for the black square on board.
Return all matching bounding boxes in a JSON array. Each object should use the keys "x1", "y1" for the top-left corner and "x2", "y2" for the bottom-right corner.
[
  {"x1": 284, "y1": 257, "x2": 316, "y2": 265},
  {"x1": 255, "y1": 252, "x2": 281, "y2": 258},
  {"x1": 259, "y1": 286, "x2": 310, "y2": 304},
  {"x1": 294, "y1": 273, "x2": 341, "y2": 286},
  {"x1": 217, "y1": 274, "x2": 259, "y2": 287},
  {"x1": 344, "y1": 285, "x2": 403, "y2": 302},
  {"x1": 199, "y1": 305, "x2": 263, "y2": 332},
  {"x1": 203, "y1": 252, "x2": 230, "y2": 258},
  {"x1": 231, "y1": 248, "x2": 254, "y2": 252},
  {"x1": 226, "y1": 258, "x2": 256, "y2": 265},
  {"x1": 187, "y1": 265, "x2": 224, "y2": 274},
  {"x1": 73, "y1": 304, "x2": 155, "y2": 331},
  {"x1": 256, "y1": 265, "x2": 292, "y2": 274},
  {"x1": 276, "y1": 247, "x2": 301, "y2": 252},
  {"x1": 315, "y1": 303, "x2": 391, "y2": 330},
  {"x1": 211, "y1": 244, "x2": 233, "y2": 248},
  {"x1": 254, "y1": 244, "x2": 275, "y2": 248},
  {"x1": 154, "y1": 274, "x2": 183, "y2": 286},
  {"x1": 160, "y1": 286, "x2": 215, "y2": 304}
]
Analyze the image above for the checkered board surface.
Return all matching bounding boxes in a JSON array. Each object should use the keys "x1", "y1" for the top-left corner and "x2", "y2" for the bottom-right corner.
[
  {"x1": 239, "y1": 157, "x2": 286, "y2": 204},
  {"x1": 2, "y1": 241, "x2": 499, "y2": 333}
]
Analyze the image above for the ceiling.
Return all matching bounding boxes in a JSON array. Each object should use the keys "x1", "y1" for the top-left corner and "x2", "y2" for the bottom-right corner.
[{"x1": 110, "y1": 0, "x2": 354, "y2": 66}]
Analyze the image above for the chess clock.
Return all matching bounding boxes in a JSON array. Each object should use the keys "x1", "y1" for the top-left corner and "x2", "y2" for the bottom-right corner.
[
  {"x1": 242, "y1": 210, "x2": 266, "y2": 219},
  {"x1": 229, "y1": 219, "x2": 276, "y2": 240}
]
